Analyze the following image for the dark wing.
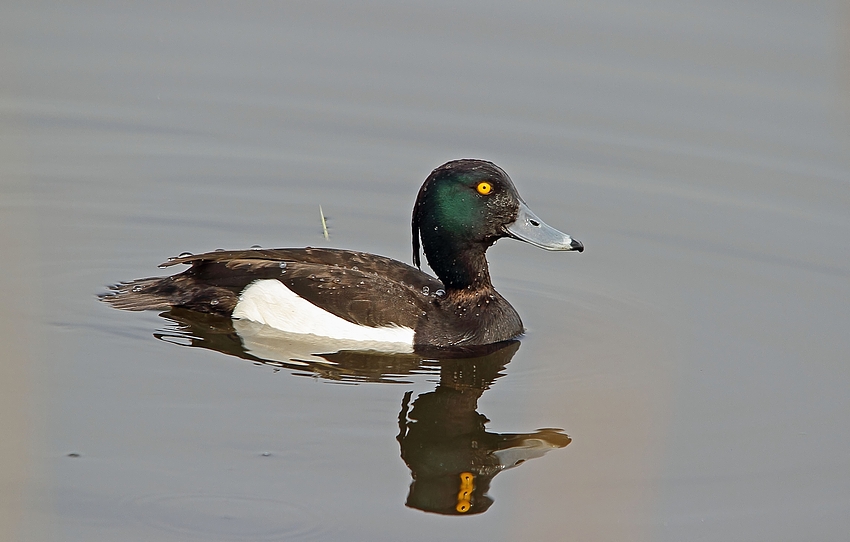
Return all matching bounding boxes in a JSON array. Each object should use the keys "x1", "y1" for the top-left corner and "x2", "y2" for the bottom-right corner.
[
  {"x1": 162, "y1": 247, "x2": 441, "y2": 288},
  {"x1": 153, "y1": 248, "x2": 444, "y2": 327}
]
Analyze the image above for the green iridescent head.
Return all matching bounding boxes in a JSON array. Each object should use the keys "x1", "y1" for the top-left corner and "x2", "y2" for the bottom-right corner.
[{"x1": 412, "y1": 159, "x2": 582, "y2": 289}]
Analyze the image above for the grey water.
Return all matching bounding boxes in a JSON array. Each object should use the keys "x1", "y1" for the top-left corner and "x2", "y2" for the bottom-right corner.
[{"x1": 3, "y1": 1, "x2": 850, "y2": 540}]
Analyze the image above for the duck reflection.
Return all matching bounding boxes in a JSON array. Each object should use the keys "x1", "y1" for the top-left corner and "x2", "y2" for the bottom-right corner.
[
  {"x1": 397, "y1": 343, "x2": 571, "y2": 515},
  {"x1": 156, "y1": 308, "x2": 431, "y2": 383},
  {"x1": 154, "y1": 309, "x2": 571, "y2": 514}
]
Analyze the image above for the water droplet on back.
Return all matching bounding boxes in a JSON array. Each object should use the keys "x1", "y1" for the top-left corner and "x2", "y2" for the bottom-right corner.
[
  {"x1": 278, "y1": 262, "x2": 287, "y2": 269},
  {"x1": 435, "y1": 289, "x2": 446, "y2": 298},
  {"x1": 421, "y1": 286, "x2": 430, "y2": 295},
  {"x1": 178, "y1": 251, "x2": 193, "y2": 258}
]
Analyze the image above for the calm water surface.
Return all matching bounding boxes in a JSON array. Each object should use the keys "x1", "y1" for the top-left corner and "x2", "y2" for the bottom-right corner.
[{"x1": 3, "y1": 1, "x2": 850, "y2": 541}]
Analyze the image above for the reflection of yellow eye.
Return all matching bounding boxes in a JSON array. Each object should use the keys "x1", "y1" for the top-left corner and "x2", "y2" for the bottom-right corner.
[
  {"x1": 456, "y1": 472, "x2": 475, "y2": 513},
  {"x1": 476, "y1": 182, "x2": 492, "y2": 195}
]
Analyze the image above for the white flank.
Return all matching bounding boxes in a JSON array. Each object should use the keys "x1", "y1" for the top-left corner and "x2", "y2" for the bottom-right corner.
[
  {"x1": 493, "y1": 439, "x2": 556, "y2": 470},
  {"x1": 232, "y1": 279, "x2": 415, "y2": 351}
]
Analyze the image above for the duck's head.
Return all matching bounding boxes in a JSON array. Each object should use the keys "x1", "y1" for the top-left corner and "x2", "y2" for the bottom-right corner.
[{"x1": 412, "y1": 159, "x2": 583, "y2": 289}]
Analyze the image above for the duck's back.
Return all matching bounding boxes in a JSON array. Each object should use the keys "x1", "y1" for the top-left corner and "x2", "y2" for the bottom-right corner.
[{"x1": 104, "y1": 248, "x2": 443, "y2": 329}]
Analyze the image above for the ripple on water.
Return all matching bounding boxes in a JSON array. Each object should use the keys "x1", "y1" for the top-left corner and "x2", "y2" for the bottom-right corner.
[{"x1": 121, "y1": 493, "x2": 331, "y2": 541}]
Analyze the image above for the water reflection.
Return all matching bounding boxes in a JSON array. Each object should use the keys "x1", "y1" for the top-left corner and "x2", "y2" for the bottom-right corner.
[
  {"x1": 397, "y1": 343, "x2": 571, "y2": 515},
  {"x1": 156, "y1": 309, "x2": 434, "y2": 383},
  {"x1": 154, "y1": 309, "x2": 571, "y2": 514}
]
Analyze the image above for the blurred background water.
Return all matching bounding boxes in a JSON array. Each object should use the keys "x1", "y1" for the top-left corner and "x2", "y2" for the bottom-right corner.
[{"x1": 2, "y1": 1, "x2": 850, "y2": 540}]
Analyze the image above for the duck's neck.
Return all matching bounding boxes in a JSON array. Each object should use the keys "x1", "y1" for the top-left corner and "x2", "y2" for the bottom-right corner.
[{"x1": 426, "y1": 242, "x2": 493, "y2": 292}]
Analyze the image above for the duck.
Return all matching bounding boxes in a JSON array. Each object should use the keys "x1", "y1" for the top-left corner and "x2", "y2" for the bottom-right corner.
[{"x1": 102, "y1": 159, "x2": 583, "y2": 350}]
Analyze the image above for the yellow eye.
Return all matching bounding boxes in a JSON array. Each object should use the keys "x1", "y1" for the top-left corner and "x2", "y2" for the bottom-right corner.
[{"x1": 476, "y1": 182, "x2": 492, "y2": 195}]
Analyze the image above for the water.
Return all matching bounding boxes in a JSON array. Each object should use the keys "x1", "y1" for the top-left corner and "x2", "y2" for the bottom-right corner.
[{"x1": 3, "y1": 1, "x2": 850, "y2": 540}]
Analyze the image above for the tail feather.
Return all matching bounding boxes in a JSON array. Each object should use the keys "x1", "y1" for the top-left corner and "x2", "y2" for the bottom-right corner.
[
  {"x1": 99, "y1": 274, "x2": 239, "y2": 315},
  {"x1": 99, "y1": 277, "x2": 176, "y2": 311}
]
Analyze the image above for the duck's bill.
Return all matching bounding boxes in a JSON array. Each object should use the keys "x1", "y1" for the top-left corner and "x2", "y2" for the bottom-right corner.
[{"x1": 506, "y1": 202, "x2": 584, "y2": 252}]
